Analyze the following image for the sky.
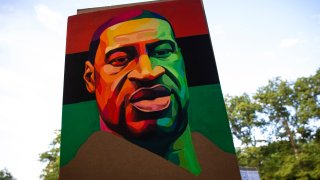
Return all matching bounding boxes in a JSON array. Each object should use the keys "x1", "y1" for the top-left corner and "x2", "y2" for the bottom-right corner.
[{"x1": 0, "y1": 0, "x2": 319, "y2": 179}]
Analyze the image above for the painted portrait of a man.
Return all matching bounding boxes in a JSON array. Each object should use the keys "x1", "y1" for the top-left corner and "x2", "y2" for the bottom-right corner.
[
  {"x1": 60, "y1": 0, "x2": 240, "y2": 179},
  {"x1": 83, "y1": 9, "x2": 201, "y2": 175}
]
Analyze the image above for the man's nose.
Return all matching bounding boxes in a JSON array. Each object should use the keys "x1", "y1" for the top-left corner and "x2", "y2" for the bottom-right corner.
[{"x1": 128, "y1": 54, "x2": 165, "y2": 81}]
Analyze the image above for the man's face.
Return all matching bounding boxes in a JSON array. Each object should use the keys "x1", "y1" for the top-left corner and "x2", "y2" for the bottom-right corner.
[{"x1": 91, "y1": 18, "x2": 189, "y2": 140}]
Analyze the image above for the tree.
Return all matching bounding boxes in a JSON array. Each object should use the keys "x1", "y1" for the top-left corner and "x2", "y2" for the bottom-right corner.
[
  {"x1": 293, "y1": 69, "x2": 320, "y2": 142},
  {"x1": 225, "y1": 93, "x2": 265, "y2": 147},
  {"x1": 254, "y1": 77, "x2": 301, "y2": 157},
  {"x1": 39, "y1": 130, "x2": 60, "y2": 180},
  {"x1": 253, "y1": 69, "x2": 320, "y2": 156},
  {"x1": 0, "y1": 168, "x2": 16, "y2": 180},
  {"x1": 228, "y1": 68, "x2": 320, "y2": 179},
  {"x1": 237, "y1": 140, "x2": 320, "y2": 179}
]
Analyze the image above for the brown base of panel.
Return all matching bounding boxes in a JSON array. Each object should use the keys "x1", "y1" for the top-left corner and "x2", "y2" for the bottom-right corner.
[{"x1": 60, "y1": 131, "x2": 240, "y2": 180}]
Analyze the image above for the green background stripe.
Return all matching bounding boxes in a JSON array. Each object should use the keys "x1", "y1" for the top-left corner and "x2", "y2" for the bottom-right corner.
[
  {"x1": 60, "y1": 100, "x2": 100, "y2": 167},
  {"x1": 188, "y1": 84, "x2": 235, "y2": 154},
  {"x1": 60, "y1": 84, "x2": 235, "y2": 167}
]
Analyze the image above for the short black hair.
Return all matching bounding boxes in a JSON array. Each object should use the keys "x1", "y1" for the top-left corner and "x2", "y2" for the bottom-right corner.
[{"x1": 88, "y1": 9, "x2": 175, "y2": 64}]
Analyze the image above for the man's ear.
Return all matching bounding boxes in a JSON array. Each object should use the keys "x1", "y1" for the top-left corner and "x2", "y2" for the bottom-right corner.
[{"x1": 83, "y1": 61, "x2": 95, "y2": 93}]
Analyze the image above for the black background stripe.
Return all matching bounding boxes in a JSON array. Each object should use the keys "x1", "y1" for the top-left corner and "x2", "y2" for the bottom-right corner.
[{"x1": 63, "y1": 34, "x2": 220, "y2": 104}]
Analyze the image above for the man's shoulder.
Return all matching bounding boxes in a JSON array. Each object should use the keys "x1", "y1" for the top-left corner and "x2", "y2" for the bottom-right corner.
[
  {"x1": 60, "y1": 131, "x2": 241, "y2": 180},
  {"x1": 191, "y1": 132, "x2": 241, "y2": 179}
]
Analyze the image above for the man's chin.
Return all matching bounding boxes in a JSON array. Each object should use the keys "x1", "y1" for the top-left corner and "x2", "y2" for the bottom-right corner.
[
  {"x1": 126, "y1": 119, "x2": 157, "y2": 136},
  {"x1": 125, "y1": 118, "x2": 179, "y2": 138}
]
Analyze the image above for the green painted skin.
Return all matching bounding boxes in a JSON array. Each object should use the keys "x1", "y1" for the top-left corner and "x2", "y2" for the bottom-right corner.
[
  {"x1": 157, "y1": 117, "x2": 174, "y2": 128},
  {"x1": 168, "y1": 126, "x2": 202, "y2": 175},
  {"x1": 148, "y1": 32, "x2": 202, "y2": 174}
]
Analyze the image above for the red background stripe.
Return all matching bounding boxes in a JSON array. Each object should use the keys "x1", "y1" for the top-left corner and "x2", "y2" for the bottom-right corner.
[{"x1": 65, "y1": 0, "x2": 209, "y2": 54}]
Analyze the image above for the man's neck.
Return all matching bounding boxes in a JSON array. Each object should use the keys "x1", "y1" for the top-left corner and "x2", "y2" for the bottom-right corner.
[
  {"x1": 100, "y1": 117, "x2": 201, "y2": 175},
  {"x1": 166, "y1": 126, "x2": 201, "y2": 175}
]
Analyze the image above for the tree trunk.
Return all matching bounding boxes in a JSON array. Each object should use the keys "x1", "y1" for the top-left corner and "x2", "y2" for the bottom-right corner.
[{"x1": 283, "y1": 119, "x2": 298, "y2": 157}]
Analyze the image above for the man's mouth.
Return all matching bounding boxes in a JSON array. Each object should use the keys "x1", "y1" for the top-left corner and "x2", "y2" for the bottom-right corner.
[{"x1": 129, "y1": 84, "x2": 171, "y2": 112}]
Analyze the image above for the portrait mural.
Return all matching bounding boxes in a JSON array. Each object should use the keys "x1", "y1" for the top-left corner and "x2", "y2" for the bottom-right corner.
[{"x1": 60, "y1": 0, "x2": 240, "y2": 179}]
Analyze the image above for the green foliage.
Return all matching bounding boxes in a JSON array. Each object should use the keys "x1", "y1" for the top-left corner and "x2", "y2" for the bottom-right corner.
[
  {"x1": 227, "y1": 68, "x2": 320, "y2": 179},
  {"x1": 254, "y1": 77, "x2": 300, "y2": 156},
  {"x1": 294, "y1": 69, "x2": 320, "y2": 123},
  {"x1": 238, "y1": 141, "x2": 320, "y2": 179},
  {"x1": 39, "y1": 130, "x2": 60, "y2": 180},
  {"x1": 225, "y1": 93, "x2": 265, "y2": 146},
  {"x1": 0, "y1": 169, "x2": 15, "y2": 180}
]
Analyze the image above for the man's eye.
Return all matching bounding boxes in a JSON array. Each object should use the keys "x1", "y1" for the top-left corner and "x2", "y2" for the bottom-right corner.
[
  {"x1": 153, "y1": 49, "x2": 173, "y2": 58},
  {"x1": 150, "y1": 43, "x2": 175, "y2": 59},
  {"x1": 110, "y1": 56, "x2": 129, "y2": 66},
  {"x1": 107, "y1": 52, "x2": 130, "y2": 66}
]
